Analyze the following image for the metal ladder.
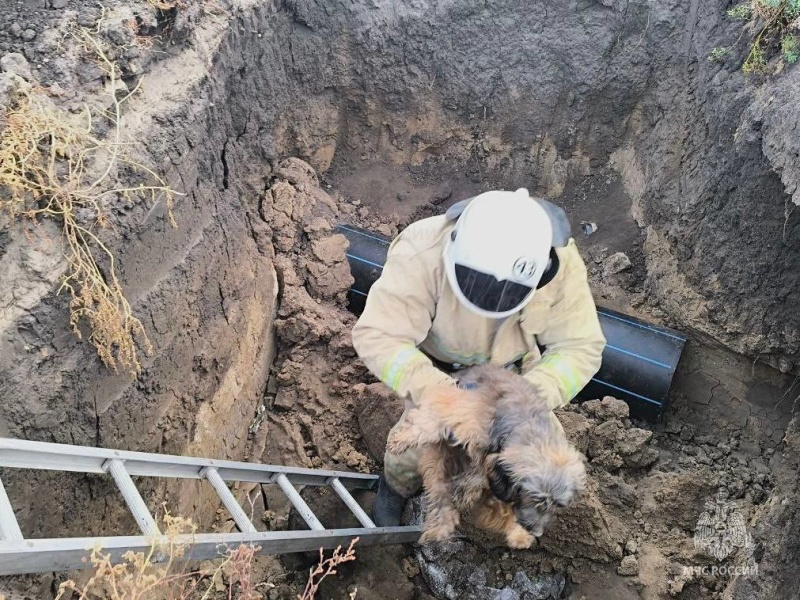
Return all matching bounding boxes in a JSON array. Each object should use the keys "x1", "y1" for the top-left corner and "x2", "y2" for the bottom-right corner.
[{"x1": 0, "y1": 438, "x2": 421, "y2": 575}]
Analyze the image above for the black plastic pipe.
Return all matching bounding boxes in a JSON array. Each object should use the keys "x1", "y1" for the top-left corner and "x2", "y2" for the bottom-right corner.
[{"x1": 335, "y1": 224, "x2": 687, "y2": 421}]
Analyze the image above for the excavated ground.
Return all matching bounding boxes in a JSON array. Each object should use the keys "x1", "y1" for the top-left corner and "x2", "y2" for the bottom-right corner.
[{"x1": 1, "y1": 1, "x2": 799, "y2": 599}]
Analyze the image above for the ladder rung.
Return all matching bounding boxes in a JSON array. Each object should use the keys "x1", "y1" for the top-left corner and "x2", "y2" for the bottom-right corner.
[
  {"x1": 201, "y1": 467, "x2": 257, "y2": 534},
  {"x1": 329, "y1": 477, "x2": 375, "y2": 528},
  {"x1": 104, "y1": 459, "x2": 160, "y2": 537},
  {"x1": 273, "y1": 473, "x2": 325, "y2": 531},
  {"x1": 0, "y1": 477, "x2": 23, "y2": 541}
]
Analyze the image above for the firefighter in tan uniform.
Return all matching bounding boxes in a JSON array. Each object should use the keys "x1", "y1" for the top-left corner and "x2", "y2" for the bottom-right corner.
[{"x1": 351, "y1": 188, "x2": 606, "y2": 526}]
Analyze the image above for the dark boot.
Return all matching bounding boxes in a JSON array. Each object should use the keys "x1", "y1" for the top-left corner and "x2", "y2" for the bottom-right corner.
[{"x1": 372, "y1": 474, "x2": 408, "y2": 527}]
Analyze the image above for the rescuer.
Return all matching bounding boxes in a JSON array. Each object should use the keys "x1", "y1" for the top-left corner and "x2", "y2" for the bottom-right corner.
[{"x1": 351, "y1": 188, "x2": 606, "y2": 526}]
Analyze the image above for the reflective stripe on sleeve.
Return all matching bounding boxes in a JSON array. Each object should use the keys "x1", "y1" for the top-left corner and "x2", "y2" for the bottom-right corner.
[
  {"x1": 534, "y1": 353, "x2": 585, "y2": 400},
  {"x1": 381, "y1": 346, "x2": 428, "y2": 392}
]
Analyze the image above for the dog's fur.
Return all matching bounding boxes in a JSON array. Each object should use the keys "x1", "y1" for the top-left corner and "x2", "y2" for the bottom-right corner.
[{"x1": 387, "y1": 364, "x2": 586, "y2": 548}]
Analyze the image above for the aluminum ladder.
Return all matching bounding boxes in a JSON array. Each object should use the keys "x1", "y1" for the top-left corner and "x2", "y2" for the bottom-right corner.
[{"x1": 0, "y1": 438, "x2": 421, "y2": 575}]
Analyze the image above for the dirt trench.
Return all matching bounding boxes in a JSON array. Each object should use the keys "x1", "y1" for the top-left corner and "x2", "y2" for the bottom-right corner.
[{"x1": 0, "y1": 0, "x2": 799, "y2": 599}]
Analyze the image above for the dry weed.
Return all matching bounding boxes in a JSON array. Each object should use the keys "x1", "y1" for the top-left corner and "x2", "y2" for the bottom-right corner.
[
  {"x1": 53, "y1": 513, "x2": 264, "y2": 600},
  {"x1": 298, "y1": 538, "x2": 359, "y2": 600},
  {"x1": 51, "y1": 510, "x2": 360, "y2": 600},
  {"x1": 0, "y1": 24, "x2": 180, "y2": 377}
]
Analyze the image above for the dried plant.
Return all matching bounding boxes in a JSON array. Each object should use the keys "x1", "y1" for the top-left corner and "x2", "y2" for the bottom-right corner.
[
  {"x1": 53, "y1": 512, "x2": 264, "y2": 600},
  {"x1": 51, "y1": 511, "x2": 360, "y2": 600},
  {"x1": 298, "y1": 538, "x2": 359, "y2": 600},
  {"x1": 0, "y1": 24, "x2": 180, "y2": 376}
]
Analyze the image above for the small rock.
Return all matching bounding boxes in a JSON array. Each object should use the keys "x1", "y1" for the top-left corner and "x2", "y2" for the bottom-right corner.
[
  {"x1": 106, "y1": 25, "x2": 131, "y2": 46},
  {"x1": 21, "y1": 29, "x2": 37, "y2": 42},
  {"x1": 50, "y1": 0, "x2": 68, "y2": 8},
  {"x1": 695, "y1": 448, "x2": 712, "y2": 466},
  {"x1": 588, "y1": 245, "x2": 609, "y2": 263},
  {"x1": 310, "y1": 234, "x2": 348, "y2": 265},
  {"x1": 603, "y1": 252, "x2": 632, "y2": 275},
  {"x1": 76, "y1": 8, "x2": 100, "y2": 27},
  {"x1": 272, "y1": 389, "x2": 295, "y2": 411},
  {"x1": 778, "y1": 356, "x2": 793, "y2": 374},
  {"x1": 0, "y1": 73, "x2": 17, "y2": 109},
  {"x1": 625, "y1": 539, "x2": 638, "y2": 555},
  {"x1": 303, "y1": 217, "x2": 331, "y2": 236},
  {"x1": 583, "y1": 397, "x2": 630, "y2": 420},
  {"x1": 679, "y1": 424, "x2": 695, "y2": 442},
  {"x1": 0, "y1": 53, "x2": 32, "y2": 81},
  {"x1": 617, "y1": 555, "x2": 639, "y2": 576},
  {"x1": 10, "y1": 23, "x2": 23, "y2": 38},
  {"x1": 556, "y1": 410, "x2": 592, "y2": 454},
  {"x1": 401, "y1": 556, "x2": 420, "y2": 578},
  {"x1": 727, "y1": 480, "x2": 745, "y2": 498}
]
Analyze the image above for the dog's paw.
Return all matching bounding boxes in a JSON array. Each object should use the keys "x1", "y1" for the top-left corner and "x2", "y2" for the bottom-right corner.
[
  {"x1": 420, "y1": 523, "x2": 457, "y2": 544},
  {"x1": 506, "y1": 525, "x2": 535, "y2": 550},
  {"x1": 386, "y1": 423, "x2": 419, "y2": 454},
  {"x1": 420, "y1": 506, "x2": 460, "y2": 544},
  {"x1": 448, "y1": 421, "x2": 490, "y2": 450}
]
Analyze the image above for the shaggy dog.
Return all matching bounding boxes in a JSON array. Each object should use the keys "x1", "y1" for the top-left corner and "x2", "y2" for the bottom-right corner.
[{"x1": 387, "y1": 364, "x2": 586, "y2": 549}]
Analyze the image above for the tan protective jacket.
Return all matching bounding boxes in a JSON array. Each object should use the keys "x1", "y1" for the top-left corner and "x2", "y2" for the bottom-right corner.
[{"x1": 351, "y1": 215, "x2": 606, "y2": 410}]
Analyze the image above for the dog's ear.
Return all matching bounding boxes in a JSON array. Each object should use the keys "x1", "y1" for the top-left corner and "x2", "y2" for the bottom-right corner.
[
  {"x1": 540, "y1": 443, "x2": 588, "y2": 495},
  {"x1": 488, "y1": 412, "x2": 514, "y2": 454},
  {"x1": 488, "y1": 458, "x2": 518, "y2": 503}
]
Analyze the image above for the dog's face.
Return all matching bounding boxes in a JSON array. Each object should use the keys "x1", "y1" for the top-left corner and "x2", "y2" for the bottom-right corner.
[{"x1": 489, "y1": 443, "x2": 586, "y2": 537}]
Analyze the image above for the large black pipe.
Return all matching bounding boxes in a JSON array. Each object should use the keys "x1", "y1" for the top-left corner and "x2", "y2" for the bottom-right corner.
[{"x1": 335, "y1": 224, "x2": 687, "y2": 421}]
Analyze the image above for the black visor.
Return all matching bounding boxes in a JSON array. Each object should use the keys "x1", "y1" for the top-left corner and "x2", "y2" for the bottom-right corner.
[{"x1": 454, "y1": 264, "x2": 533, "y2": 314}]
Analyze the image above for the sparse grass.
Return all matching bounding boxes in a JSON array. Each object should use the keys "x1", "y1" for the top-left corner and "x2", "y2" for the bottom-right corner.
[
  {"x1": 0, "y1": 24, "x2": 179, "y2": 377},
  {"x1": 54, "y1": 513, "x2": 264, "y2": 600},
  {"x1": 52, "y1": 511, "x2": 360, "y2": 600},
  {"x1": 715, "y1": 1, "x2": 800, "y2": 73}
]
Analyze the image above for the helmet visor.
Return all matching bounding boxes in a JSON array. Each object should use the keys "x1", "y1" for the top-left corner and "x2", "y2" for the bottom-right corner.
[{"x1": 454, "y1": 264, "x2": 534, "y2": 315}]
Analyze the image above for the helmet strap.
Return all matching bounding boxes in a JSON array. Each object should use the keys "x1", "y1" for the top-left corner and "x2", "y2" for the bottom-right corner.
[{"x1": 536, "y1": 248, "x2": 560, "y2": 289}]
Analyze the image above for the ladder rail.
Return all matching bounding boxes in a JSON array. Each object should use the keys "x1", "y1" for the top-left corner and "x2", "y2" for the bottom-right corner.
[
  {"x1": 0, "y1": 477, "x2": 23, "y2": 541},
  {"x1": 0, "y1": 438, "x2": 378, "y2": 489},
  {"x1": 0, "y1": 526, "x2": 424, "y2": 576}
]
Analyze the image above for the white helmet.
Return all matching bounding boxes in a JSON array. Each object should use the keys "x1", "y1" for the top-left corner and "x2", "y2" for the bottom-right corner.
[{"x1": 444, "y1": 188, "x2": 555, "y2": 319}]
